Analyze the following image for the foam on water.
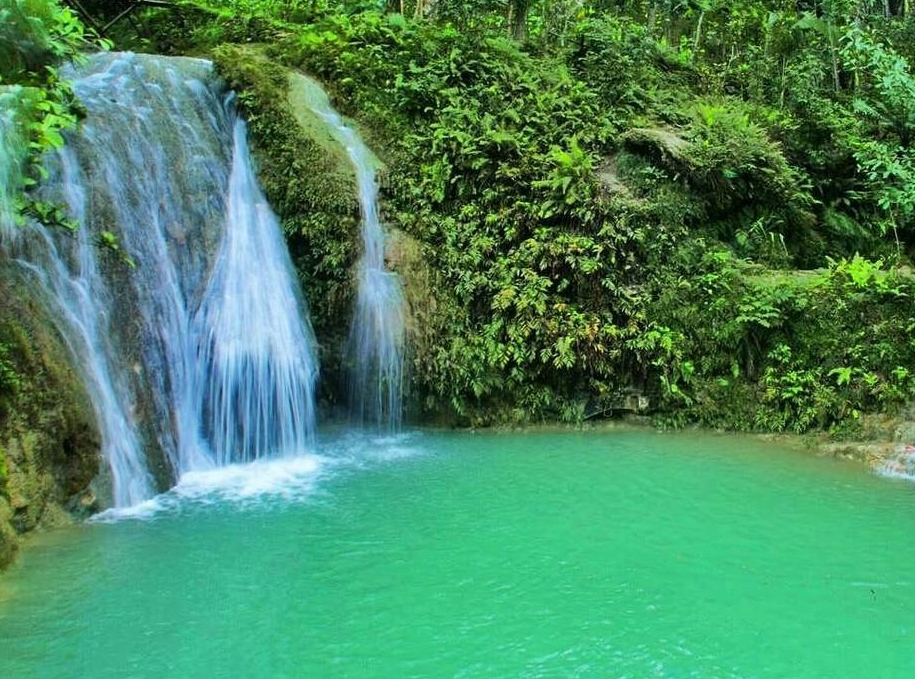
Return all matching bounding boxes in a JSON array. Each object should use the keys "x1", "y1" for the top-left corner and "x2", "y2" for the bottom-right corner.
[
  {"x1": 319, "y1": 430, "x2": 424, "y2": 465},
  {"x1": 174, "y1": 454, "x2": 326, "y2": 502},
  {"x1": 90, "y1": 497, "x2": 169, "y2": 523},
  {"x1": 90, "y1": 454, "x2": 330, "y2": 522},
  {"x1": 89, "y1": 431, "x2": 425, "y2": 522},
  {"x1": 877, "y1": 448, "x2": 915, "y2": 481}
]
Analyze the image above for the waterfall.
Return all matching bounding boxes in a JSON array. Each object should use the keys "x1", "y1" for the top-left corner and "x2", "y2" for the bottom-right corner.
[
  {"x1": 880, "y1": 446, "x2": 915, "y2": 481},
  {"x1": 1, "y1": 53, "x2": 319, "y2": 506},
  {"x1": 290, "y1": 74, "x2": 405, "y2": 431},
  {"x1": 193, "y1": 119, "x2": 318, "y2": 466}
]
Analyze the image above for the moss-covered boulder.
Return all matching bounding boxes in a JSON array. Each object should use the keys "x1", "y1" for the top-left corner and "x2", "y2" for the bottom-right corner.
[{"x1": 0, "y1": 266, "x2": 100, "y2": 569}]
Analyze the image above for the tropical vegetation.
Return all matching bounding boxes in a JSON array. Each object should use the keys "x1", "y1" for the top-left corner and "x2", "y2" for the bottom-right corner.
[{"x1": 7, "y1": 0, "x2": 915, "y2": 435}]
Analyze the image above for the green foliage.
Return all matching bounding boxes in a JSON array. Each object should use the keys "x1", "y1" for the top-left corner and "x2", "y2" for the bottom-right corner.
[
  {"x1": 852, "y1": 140, "x2": 915, "y2": 240},
  {"x1": 0, "y1": 0, "x2": 91, "y2": 80},
  {"x1": 0, "y1": 319, "x2": 28, "y2": 422},
  {"x1": 0, "y1": 341, "x2": 21, "y2": 400},
  {"x1": 568, "y1": 14, "x2": 688, "y2": 119},
  {"x1": 680, "y1": 99, "x2": 812, "y2": 256},
  {"x1": 757, "y1": 343, "x2": 838, "y2": 433},
  {"x1": 269, "y1": 11, "x2": 645, "y2": 420},
  {"x1": 836, "y1": 27, "x2": 915, "y2": 244},
  {"x1": 22, "y1": 75, "x2": 79, "y2": 185},
  {"x1": 616, "y1": 98, "x2": 814, "y2": 265},
  {"x1": 0, "y1": 1, "x2": 106, "y2": 231},
  {"x1": 0, "y1": 446, "x2": 8, "y2": 495},
  {"x1": 842, "y1": 26, "x2": 915, "y2": 145},
  {"x1": 116, "y1": 2, "x2": 915, "y2": 429},
  {"x1": 649, "y1": 249, "x2": 915, "y2": 432}
]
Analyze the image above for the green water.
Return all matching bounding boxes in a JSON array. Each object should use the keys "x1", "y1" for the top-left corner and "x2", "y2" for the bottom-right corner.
[{"x1": 1, "y1": 430, "x2": 913, "y2": 678}]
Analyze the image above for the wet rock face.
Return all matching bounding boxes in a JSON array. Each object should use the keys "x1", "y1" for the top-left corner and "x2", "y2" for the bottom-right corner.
[
  {"x1": 0, "y1": 497, "x2": 17, "y2": 568},
  {"x1": 0, "y1": 271, "x2": 101, "y2": 569}
]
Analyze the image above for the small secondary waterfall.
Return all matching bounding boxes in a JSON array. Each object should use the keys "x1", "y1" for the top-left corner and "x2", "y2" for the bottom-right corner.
[
  {"x1": 291, "y1": 75, "x2": 405, "y2": 430},
  {"x1": 880, "y1": 446, "x2": 915, "y2": 480},
  {"x1": 1, "y1": 53, "x2": 319, "y2": 506}
]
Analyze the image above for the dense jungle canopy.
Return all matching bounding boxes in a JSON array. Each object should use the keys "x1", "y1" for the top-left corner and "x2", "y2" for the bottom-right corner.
[{"x1": 5, "y1": 0, "x2": 915, "y2": 434}]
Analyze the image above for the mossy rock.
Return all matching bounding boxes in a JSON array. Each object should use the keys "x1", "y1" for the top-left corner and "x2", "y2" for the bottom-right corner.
[
  {"x1": 0, "y1": 497, "x2": 17, "y2": 569},
  {"x1": 622, "y1": 126, "x2": 691, "y2": 165},
  {"x1": 0, "y1": 265, "x2": 101, "y2": 569}
]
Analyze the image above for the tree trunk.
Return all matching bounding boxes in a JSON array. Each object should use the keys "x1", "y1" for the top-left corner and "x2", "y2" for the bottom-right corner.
[
  {"x1": 664, "y1": 0, "x2": 674, "y2": 44},
  {"x1": 509, "y1": 0, "x2": 531, "y2": 41},
  {"x1": 831, "y1": 46, "x2": 841, "y2": 92},
  {"x1": 693, "y1": 10, "x2": 706, "y2": 53}
]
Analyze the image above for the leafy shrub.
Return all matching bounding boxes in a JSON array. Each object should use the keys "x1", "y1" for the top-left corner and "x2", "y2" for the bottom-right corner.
[
  {"x1": 648, "y1": 250, "x2": 915, "y2": 432},
  {"x1": 126, "y1": 3, "x2": 915, "y2": 428}
]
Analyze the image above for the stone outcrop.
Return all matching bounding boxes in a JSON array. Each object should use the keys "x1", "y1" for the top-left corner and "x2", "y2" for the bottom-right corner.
[{"x1": 0, "y1": 267, "x2": 100, "y2": 569}]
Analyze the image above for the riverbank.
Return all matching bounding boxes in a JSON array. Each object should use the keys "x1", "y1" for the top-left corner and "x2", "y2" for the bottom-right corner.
[
  {"x1": 613, "y1": 410, "x2": 915, "y2": 483},
  {"x1": 442, "y1": 408, "x2": 915, "y2": 483}
]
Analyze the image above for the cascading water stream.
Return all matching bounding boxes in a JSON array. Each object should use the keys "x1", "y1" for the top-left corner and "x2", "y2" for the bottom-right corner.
[
  {"x1": 14, "y1": 200, "x2": 156, "y2": 506},
  {"x1": 1, "y1": 53, "x2": 319, "y2": 507},
  {"x1": 290, "y1": 75, "x2": 406, "y2": 431},
  {"x1": 193, "y1": 118, "x2": 319, "y2": 466}
]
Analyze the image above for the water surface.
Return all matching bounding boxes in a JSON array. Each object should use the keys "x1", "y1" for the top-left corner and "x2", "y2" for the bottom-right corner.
[{"x1": 1, "y1": 430, "x2": 912, "y2": 678}]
